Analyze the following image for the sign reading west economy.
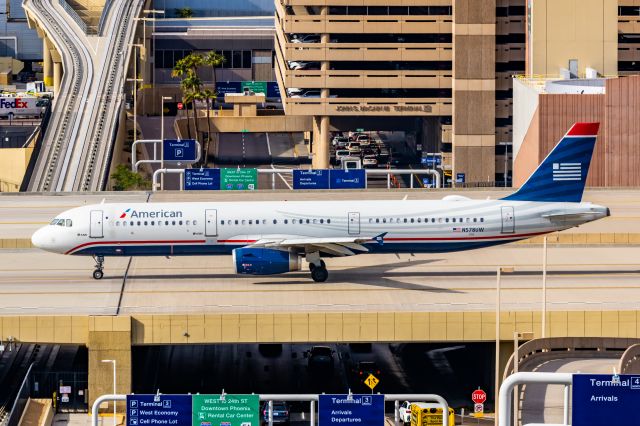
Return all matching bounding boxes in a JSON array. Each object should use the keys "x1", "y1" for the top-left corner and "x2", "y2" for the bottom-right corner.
[
  {"x1": 192, "y1": 394, "x2": 259, "y2": 426},
  {"x1": 184, "y1": 169, "x2": 221, "y2": 191},
  {"x1": 221, "y1": 168, "x2": 258, "y2": 191},
  {"x1": 319, "y1": 394, "x2": 384, "y2": 426},
  {"x1": 293, "y1": 169, "x2": 330, "y2": 190},
  {"x1": 330, "y1": 169, "x2": 366, "y2": 189},
  {"x1": 126, "y1": 394, "x2": 192, "y2": 426},
  {"x1": 572, "y1": 374, "x2": 640, "y2": 426},
  {"x1": 163, "y1": 139, "x2": 198, "y2": 162}
]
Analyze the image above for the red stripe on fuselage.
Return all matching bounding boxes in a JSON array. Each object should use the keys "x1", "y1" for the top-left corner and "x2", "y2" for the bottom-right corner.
[{"x1": 65, "y1": 239, "x2": 206, "y2": 255}]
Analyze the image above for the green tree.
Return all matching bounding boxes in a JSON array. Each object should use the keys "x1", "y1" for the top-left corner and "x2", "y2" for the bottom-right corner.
[
  {"x1": 172, "y1": 54, "x2": 204, "y2": 141},
  {"x1": 111, "y1": 164, "x2": 150, "y2": 191},
  {"x1": 176, "y1": 7, "x2": 193, "y2": 18},
  {"x1": 201, "y1": 51, "x2": 225, "y2": 167},
  {"x1": 200, "y1": 88, "x2": 216, "y2": 166}
]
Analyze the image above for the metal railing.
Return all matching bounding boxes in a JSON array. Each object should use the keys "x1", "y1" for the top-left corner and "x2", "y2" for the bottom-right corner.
[
  {"x1": 0, "y1": 363, "x2": 34, "y2": 426},
  {"x1": 57, "y1": 0, "x2": 95, "y2": 34},
  {"x1": 152, "y1": 168, "x2": 441, "y2": 191},
  {"x1": 98, "y1": 0, "x2": 115, "y2": 35},
  {"x1": 92, "y1": 393, "x2": 450, "y2": 426}
]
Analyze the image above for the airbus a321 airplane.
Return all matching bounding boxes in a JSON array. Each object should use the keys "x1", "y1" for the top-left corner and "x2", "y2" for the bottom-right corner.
[{"x1": 32, "y1": 122, "x2": 609, "y2": 282}]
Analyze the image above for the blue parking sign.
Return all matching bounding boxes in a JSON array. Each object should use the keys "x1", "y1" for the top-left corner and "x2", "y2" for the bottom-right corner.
[
  {"x1": 163, "y1": 139, "x2": 198, "y2": 162},
  {"x1": 319, "y1": 394, "x2": 384, "y2": 426},
  {"x1": 126, "y1": 394, "x2": 192, "y2": 426}
]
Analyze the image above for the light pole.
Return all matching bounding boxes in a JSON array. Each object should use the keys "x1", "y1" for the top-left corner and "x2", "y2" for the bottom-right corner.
[
  {"x1": 495, "y1": 266, "x2": 513, "y2": 426},
  {"x1": 160, "y1": 96, "x2": 172, "y2": 190},
  {"x1": 127, "y1": 43, "x2": 144, "y2": 149},
  {"x1": 512, "y1": 331, "x2": 534, "y2": 425},
  {"x1": 499, "y1": 142, "x2": 512, "y2": 187},
  {"x1": 542, "y1": 235, "x2": 548, "y2": 338},
  {"x1": 101, "y1": 359, "x2": 116, "y2": 426}
]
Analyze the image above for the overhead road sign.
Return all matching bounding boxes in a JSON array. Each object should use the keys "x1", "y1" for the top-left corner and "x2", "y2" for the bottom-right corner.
[
  {"x1": 163, "y1": 139, "x2": 198, "y2": 162},
  {"x1": 241, "y1": 81, "x2": 267, "y2": 95},
  {"x1": 573, "y1": 374, "x2": 640, "y2": 426},
  {"x1": 126, "y1": 394, "x2": 192, "y2": 426},
  {"x1": 319, "y1": 394, "x2": 384, "y2": 426},
  {"x1": 221, "y1": 168, "x2": 258, "y2": 190},
  {"x1": 184, "y1": 169, "x2": 221, "y2": 191},
  {"x1": 192, "y1": 394, "x2": 259, "y2": 426},
  {"x1": 329, "y1": 169, "x2": 366, "y2": 189},
  {"x1": 293, "y1": 169, "x2": 330, "y2": 189}
]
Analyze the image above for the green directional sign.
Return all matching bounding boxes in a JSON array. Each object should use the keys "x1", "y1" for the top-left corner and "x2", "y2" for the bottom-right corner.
[
  {"x1": 241, "y1": 81, "x2": 267, "y2": 95},
  {"x1": 220, "y1": 168, "x2": 258, "y2": 191},
  {"x1": 192, "y1": 394, "x2": 259, "y2": 426}
]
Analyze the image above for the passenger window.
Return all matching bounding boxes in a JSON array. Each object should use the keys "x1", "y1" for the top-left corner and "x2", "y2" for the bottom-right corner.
[
  {"x1": 157, "y1": 221, "x2": 161, "y2": 226},
  {"x1": 313, "y1": 219, "x2": 317, "y2": 224},
  {"x1": 284, "y1": 219, "x2": 288, "y2": 224},
  {"x1": 376, "y1": 218, "x2": 380, "y2": 223},
  {"x1": 186, "y1": 220, "x2": 190, "y2": 226},
  {"x1": 66, "y1": 219, "x2": 72, "y2": 227},
  {"x1": 130, "y1": 221, "x2": 134, "y2": 226},
  {"x1": 473, "y1": 218, "x2": 477, "y2": 223},
  {"x1": 144, "y1": 221, "x2": 148, "y2": 226},
  {"x1": 431, "y1": 218, "x2": 435, "y2": 223},
  {"x1": 221, "y1": 220, "x2": 225, "y2": 225},
  {"x1": 193, "y1": 220, "x2": 197, "y2": 226},
  {"x1": 306, "y1": 219, "x2": 310, "y2": 224},
  {"x1": 165, "y1": 221, "x2": 169, "y2": 225},
  {"x1": 123, "y1": 221, "x2": 127, "y2": 227},
  {"x1": 151, "y1": 221, "x2": 155, "y2": 225},
  {"x1": 292, "y1": 219, "x2": 297, "y2": 224},
  {"x1": 171, "y1": 221, "x2": 176, "y2": 226},
  {"x1": 320, "y1": 219, "x2": 324, "y2": 224},
  {"x1": 249, "y1": 220, "x2": 253, "y2": 225},
  {"x1": 116, "y1": 221, "x2": 120, "y2": 227},
  {"x1": 235, "y1": 220, "x2": 239, "y2": 225},
  {"x1": 438, "y1": 218, "x2": 443, "y2": 223},
  {"x1": 262, "y1": 220, "x2": 266, "y2": 225},
  {"x1": 383, "y1": 218, "x2": 387, "y2": 223},
  {"x1": 327, "y1": 219, "x2": 331, "y2": 224},
  {"x1": 179, "y1": 221, "x2": 183, "y2": 225},
  {"x1": 404, "y1": 218, "x2": 408, "y2": 223},
  {"x1": 452, "y1": 218, "x2": 456, "y2": 223},
  {"x1": 410, "y1": 218, "x2": 414, "y2": 223},
  {"x1": 241, "y1": 220, "x2": 246, "y2": 225},
  {"x1": 417, "y1": 218, "x2": 422, "y2": 223},
  {"x1": 273, "y1": 219, "x2": 277, "y2": 224},
  {"x1": 445, "y1": 218, "x2": 449, "y2": 223},
  {"x1": 480, "y1": 218, "x2": 485, "y2": 222}
]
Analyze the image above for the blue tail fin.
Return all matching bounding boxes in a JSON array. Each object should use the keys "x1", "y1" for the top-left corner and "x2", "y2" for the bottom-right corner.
[{"x1": 503, "y1": 122, "x2": 599, "y2": 203}]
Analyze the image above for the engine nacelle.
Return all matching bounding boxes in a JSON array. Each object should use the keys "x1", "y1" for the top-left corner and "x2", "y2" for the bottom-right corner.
[{"x1": 233, "y1": 248, "x2": 301, "y2": 275}]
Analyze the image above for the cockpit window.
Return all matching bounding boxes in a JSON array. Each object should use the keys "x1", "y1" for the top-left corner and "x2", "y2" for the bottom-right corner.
[
  {"x1": 50, "y1": 219, "x2": 59, "y2": 225},
  {"x1": 66, "y1": 219, "x2": 72, "y2": 227},
  {"x1": 57, "y1": 220, "x2": 65, "y2": 226}
]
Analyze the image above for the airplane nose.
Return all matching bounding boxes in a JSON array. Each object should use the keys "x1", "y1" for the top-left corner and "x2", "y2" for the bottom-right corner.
[{"x1": 31, "y1": 227, "x2": 51, "y2": 250}]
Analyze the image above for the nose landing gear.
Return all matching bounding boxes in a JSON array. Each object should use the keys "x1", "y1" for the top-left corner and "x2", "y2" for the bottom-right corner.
[{"x1": 92, "y1": 255, "x2": 104, "y2": 280}]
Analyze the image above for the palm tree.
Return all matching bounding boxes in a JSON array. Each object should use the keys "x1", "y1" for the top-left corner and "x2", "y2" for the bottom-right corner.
[
  {"x1": 173, "y1": 54, "x2": 204, "y2": 143},
  {"x1": 203, "y1": 51, "x2": 226, "y2": 98},
  {"x1": 200, "y1": 88, "x2": 217, "y2": 166}
]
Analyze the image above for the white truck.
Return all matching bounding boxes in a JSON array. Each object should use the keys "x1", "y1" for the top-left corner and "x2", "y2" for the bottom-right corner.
[{"x1": 0, "y1": 96, "x2": 46, "y2": 118}]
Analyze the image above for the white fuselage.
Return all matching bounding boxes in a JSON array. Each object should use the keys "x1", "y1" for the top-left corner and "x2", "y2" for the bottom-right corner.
[{"x1": 31, "y1": 198, "x2": 608, "y2": 257}]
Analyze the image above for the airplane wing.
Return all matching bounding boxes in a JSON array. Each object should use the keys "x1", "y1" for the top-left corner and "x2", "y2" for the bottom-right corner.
[{"x1": 247, "y1": 234, "x2": 387, "y2": 256}]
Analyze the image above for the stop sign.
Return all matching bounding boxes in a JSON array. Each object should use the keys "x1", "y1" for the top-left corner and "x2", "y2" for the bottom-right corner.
[
  {"x1": 177, "y1": 102, "x2": 184, "y2": 110},
  {"x1": 472, "y1": 389, "x2": 487, "y2": 404}
]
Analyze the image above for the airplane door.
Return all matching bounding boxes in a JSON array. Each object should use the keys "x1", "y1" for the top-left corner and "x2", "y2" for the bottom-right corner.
[
  {"x1": 205, "y1": 209, "x2": 218, "y2": 237},
  {"x1": 348, "y1": 212, "x2": 360, "y2": 235},
  {"x1": 501, "y1": 206, "x2": 515, "y2": 234},
  {"x1": 89, "y1": 210, "x2": 104, "y2": 238}
]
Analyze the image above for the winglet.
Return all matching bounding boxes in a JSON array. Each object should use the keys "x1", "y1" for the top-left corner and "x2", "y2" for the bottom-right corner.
[
  {"x1": 373, "y1": 233, "x2": 388, "y2": 246},
  {"x1": 503, "y1": 122, "x2": 599, "y2": 203}
]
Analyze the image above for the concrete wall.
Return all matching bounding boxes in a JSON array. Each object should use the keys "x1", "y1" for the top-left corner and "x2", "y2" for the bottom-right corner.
[
  {"x1": 527, "y1": 0, "x2": 618, "y2": 76},
  {"x1": 0, "y1": 146, "x2": 34, "y2": 192}
]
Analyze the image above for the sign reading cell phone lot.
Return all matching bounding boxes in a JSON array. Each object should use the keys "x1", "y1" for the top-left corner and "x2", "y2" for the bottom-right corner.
[
  {"x1": 572, "y1": 374, "x2": 640, "y2": 426},
  {"x1": 127, "y1": 394, "x2": 192, "y2": 426},
  {"x1": 192, "y1": 394, "x2": 259, "y2": 426},
  {"x1": 319, "y1": 394, "x2": 384, "y2": 426},
  {"x1": 184, "y1": 169, "x2": 221, "y2": 190},
  {"x1": 163, "y1": 139, "x2": 198, "y2": 162}
]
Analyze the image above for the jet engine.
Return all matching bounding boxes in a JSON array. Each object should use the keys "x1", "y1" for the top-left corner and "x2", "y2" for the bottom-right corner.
[{"x1": 233, "y1": 248, "x2": 301, "y2": 275}]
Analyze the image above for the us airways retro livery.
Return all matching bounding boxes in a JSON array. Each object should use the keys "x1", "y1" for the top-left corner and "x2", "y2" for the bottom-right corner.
[{"x1": 32, "y1": 123, "x2": 609, "y2": 282}]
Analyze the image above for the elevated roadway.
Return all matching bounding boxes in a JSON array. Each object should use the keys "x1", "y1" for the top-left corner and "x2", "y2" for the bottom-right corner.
[{"x1": 24, "y1": 0, "x2": 145, "y2": 192}]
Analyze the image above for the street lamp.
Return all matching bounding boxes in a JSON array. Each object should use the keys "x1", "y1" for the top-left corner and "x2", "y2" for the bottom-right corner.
[
  {"x1": 127, "y1": 43, "x2": 144, "y2": 149},
  {"x1": 160, "y1": 96, "x2": 172, "y2": 190},
  {"x1": 512, "y1": 331, "x2": 534, "y2": 425},
  {"x1": 498, "y1": 142, "x2": 512, "y2": 188},
  {"x1": 542, "y1": 235, "x2": 548, "y2": 338},
  {"x1": 101, "y1": 359, "x2": 116, "y2": 426},
  {"x1": 495, "y1": 266, "x2": 514, "y2": 426}
]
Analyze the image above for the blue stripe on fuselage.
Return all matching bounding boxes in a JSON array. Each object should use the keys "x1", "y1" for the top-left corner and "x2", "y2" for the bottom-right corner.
[{"x1": 72, "y1": 239, "x2": 520, "y2": 257}]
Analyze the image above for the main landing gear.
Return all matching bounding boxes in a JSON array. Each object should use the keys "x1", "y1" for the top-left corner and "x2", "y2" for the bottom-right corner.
[
  {"x1": 306, "y1": 252, "x2": 328, "y2": 282},
  {"x1": 92, "y1": 255, "x2": 104, "y2": 280}
]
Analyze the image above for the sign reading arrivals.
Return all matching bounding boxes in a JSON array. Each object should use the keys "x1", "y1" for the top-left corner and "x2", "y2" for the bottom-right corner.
[
  {"x1": 318, "y1": 394, "x2": 384, "y2": 426},
  {"x1": 127, "y1": 394, "x2": 192, "y2": 426},
  {"x1": 572, "y1": 374, "x2": 640, "y2": 426},
  {"x1": 192, "y1": 394, "x2": 259, "y2": 426},
  {"x1": 293, "y1": 169, "x2": 330, "y2": 190}
]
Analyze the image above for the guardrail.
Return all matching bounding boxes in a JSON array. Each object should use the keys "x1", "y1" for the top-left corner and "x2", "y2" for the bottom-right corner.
[
  {"x1": 0, "y1": 363, "x2": 34, "y2": 426},
  {"x1": 97, "y1": 0, "x2": 115, "y2": 35},
  {"x1": 57, "y1": 0, "x2": 96, "y2": 34},
  {"x1": 151, "y1": 168, "x2": 441, "y2": 191}
]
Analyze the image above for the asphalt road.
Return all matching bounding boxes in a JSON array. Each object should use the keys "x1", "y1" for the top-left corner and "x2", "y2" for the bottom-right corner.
[{"x1": 1, "y1": 245, "x2": 640, "y2": 315}]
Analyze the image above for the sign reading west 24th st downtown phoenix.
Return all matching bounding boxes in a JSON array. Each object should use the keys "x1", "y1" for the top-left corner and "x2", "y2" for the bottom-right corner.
[
  {"x1": 319, "y1": 394, "x2": 385, "y2": 426},
  {"x1": 127, "y1": 394, "x2": 259, "y2": 426},
  {"x1": 572, "y1": 374, "x2": 640, "y2": 425}
]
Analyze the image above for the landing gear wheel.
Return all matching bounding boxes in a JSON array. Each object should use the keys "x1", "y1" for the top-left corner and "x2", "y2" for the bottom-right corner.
[
  {"x1": 311, "y1": 266, "x2": 329, "y2": 282},
  {"x1": 92, "y1": 255, "x2": 105, "y2": 280},
  {"x1": 309, "y1": 260, "x2": 326, "y2": 271},
  {"x1": 93, "y1": 269, "x2": 104, "y2": 280}
]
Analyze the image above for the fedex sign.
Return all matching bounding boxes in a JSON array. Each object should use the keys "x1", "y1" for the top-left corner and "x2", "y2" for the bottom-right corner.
[{"x1": 0, "y1": 98, "x2": 31, "y2": 109}]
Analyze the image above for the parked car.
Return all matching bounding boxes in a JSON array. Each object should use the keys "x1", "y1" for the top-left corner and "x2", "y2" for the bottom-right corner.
[
  {"x1": 307, "y1": 345, "x2": 335, "y2": 372},
  {"x1": 335, "y1": 149, "x2": 353, "y2": 163},
  {"x1": 354, "y1": 361, "x2": 381, "y2": 378},
  {"x1": 261, "y1": 401, "x2": 290, "y2": 425},
  {"x1": 349, "y1": 132, "x2": 367, "y2": 141},
  {"x1": 356, "y1": 134, "x2": 371, "y2": 145},
  {"x1": 399, "y1": 401, "x2": 413, "y2": 424},
  {"x1": 347, "y1": 142, "x2": 362, "y2": 155},
  {"x1": 290, "y1": 89, "x2": 321, "y2": 98},
  {"x1": 288, "y1": 61, "x2": 320, "y2": 70},
  {"x1": 291, "y1": 34, "x2": 321, "y2": 43}
]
